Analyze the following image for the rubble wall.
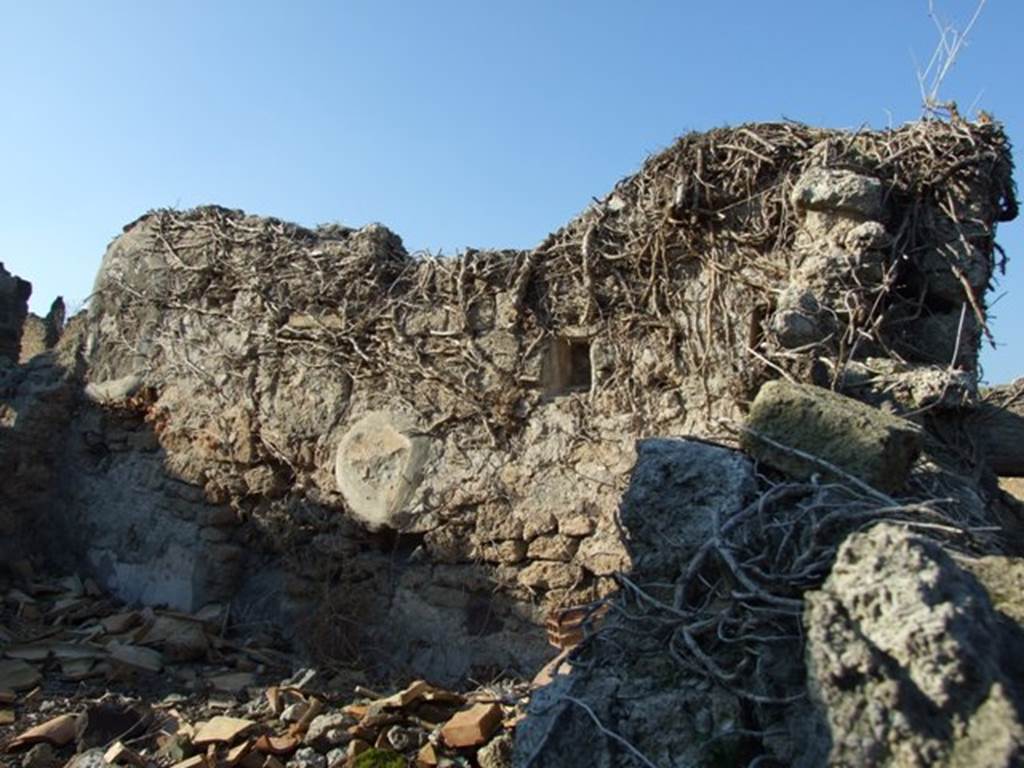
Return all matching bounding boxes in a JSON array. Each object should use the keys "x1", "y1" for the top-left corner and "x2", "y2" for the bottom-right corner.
[{"x1": 7, "y1": 119, "x2": 1016, "y2": 682}]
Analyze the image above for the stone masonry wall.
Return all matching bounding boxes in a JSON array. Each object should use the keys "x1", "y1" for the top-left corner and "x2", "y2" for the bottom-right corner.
[{"x1": 4, "y1": 119, "x2": 1015, "y2": 683}]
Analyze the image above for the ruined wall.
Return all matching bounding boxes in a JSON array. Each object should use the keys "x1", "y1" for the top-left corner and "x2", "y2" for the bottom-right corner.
[
  {"x1": 0, "y1": 263, "x2": 30, "y2": 364},
  {"x1": 7, "y1": 119, "x2": 1015, "y2": 682}
]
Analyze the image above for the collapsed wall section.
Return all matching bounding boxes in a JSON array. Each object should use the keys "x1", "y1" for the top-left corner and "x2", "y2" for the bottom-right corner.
[{"x1": 24, "y1": 118, "x2": 1017, "y2": 681}]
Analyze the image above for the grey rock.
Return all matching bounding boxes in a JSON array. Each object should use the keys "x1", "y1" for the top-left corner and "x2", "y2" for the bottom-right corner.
[
  {"x1": 289, "y1": 747, "x2": 327, "y2": 768},
  {"x1": 805, "y1": 522, "x2": 1024, "y2": 767},
  {"x1": 63, "y1": 751, "x2": 110, "y2": 768},
  {"x1": 280, "y1": 701, "x2": 309, "y2": 724},
  {"x1": 742, "y1": 379, "x2": 922, "y2": 494},
  {"x1": 791, "y1": 167, "x2": 884, "y2": 219},
  {"x1": 516, "y1": 439, "x2": 756, "y2": 768},
  {"x1": 618, "y1": 438, "x2": 755, "y2": 576},
  {"x1": 21, "y1": 744, "x2": 56, "y2": 768},
  {"x1": 845, "y1": 220, "x2": 890, "y2": 252}
]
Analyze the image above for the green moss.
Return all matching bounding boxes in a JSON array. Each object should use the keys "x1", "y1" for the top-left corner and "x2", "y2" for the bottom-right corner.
[{"x1": 352, "y1": 748, "x2": 407, "y2": 768}]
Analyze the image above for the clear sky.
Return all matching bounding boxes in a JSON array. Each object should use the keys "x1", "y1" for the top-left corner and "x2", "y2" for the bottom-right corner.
[{"x1": 1, "y1": 1, "x2": 1020, "y2": 383}]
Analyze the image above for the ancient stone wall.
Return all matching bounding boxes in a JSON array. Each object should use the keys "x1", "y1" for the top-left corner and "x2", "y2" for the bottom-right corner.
[{"x1": 2, "y1": 119, "x2": 1016, "y2": 684}]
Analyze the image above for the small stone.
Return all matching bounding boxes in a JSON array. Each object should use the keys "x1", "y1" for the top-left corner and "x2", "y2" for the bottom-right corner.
[
  {"x1": 477, "y1": 732, "x2": 514, "y2": 768},
  {"x1": 64, "y1": 750, "x2": 109, "y2": 768},
  {"x1": 558, "y1": 515, "x2": 594, "y2": 537},
  {"x1": 304, "y1": 713, "x2": 354, "y2": 753},
  {"x1": 526, "y1": 535, "x2": 579, "y2": 562},
  {"x1": 21, "y1": 744, "x2": 55, "y2": 768},
  {"x1": 384, "y1": 725, "x2": 422, "y2": 752},
  {"x1": 791, "y1": 167, "x2": 883, "y2": 219},
  {"x1": 280, "y1": 701, "x2": 309, "y2": 724},
  {"x1": 521, "y1": 512, "x2": 557, "y2": 541},
  {"x1": 324, "y1": 748, "x2": 346, "y2": 768},
  {"x1": 517, "y1": 561, "x2": 580, "y2": 590},
  {"x1": 289, "y1": 747, "x2": 326, "y2": 768},
  {"x1": 479, "y1": 539, "x2": 527, "y2": 564}
]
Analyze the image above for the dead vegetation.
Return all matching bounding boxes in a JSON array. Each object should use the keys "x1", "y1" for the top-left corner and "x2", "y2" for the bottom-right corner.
[{"x1": 96, "y1": 120, "x2": 1015, "y2": 449}]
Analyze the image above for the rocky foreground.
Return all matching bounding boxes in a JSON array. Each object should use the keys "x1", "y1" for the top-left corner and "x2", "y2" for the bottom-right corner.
[{"x1": 0, "y1": 565, "x2": 533, "y2": 768}]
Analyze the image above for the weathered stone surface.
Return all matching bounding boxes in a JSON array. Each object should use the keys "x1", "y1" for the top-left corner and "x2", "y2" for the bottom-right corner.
[
  {"x1": 618, "y1": 438, "x2": 755, "y2": 576},
  {"x1": 334, "y1": 412, "x2": 429, "y2": 529},
  {"x1": 303, "y1": 713, "x2": 354, "y2": 753},
  {"x1": 477, "y1": 732, "x2": 513, "y2": 768},
  {"x1": 516, "y1": 440, "x2": 759, "y2": 768},
  {"x1": 84, "y1": 374, "x2": 142, "y2": 404},
  {"x1": 743, "y1": 379, "x2": 922, "y2": 493},
  {"x1": 791, "y1": 167, "x2": 884, "y2": 218},
  {"x1": 804, "y1": 523, "x2": 1024, "y2": 767}
]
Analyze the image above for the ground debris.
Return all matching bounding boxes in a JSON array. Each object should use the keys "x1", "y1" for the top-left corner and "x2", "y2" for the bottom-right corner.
[{"x1": 1, "y1": 571, "x2": 537, "y2": 767}]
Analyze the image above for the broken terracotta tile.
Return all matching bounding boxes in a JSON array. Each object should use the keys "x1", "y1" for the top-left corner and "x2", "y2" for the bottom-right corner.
[
  {"x1": 0, "y1": 660, "x2": 42, "y2": 692},
  {"x1": 380, "y1": 679, "x2": 430, "y2": 708},
  {"x1": 342, "y1": 703, "x2": 368, "y2": 719},
  {"x1": 226, "y1": 739, "x2": 253, "y2": 766},
  {"x1": 0, "y1": 709, "x2": 14, "y2": 726},
  {"x1": 19, "y1": 604, "x2": 41, "y2": 622},
  {"x1": 254, "y1": 734, "x2": 299, "y2": 756},
  {"x1": 416, "y1": 743, "x2": 439, "y2": 768},
  {"x1": 8, "y1": 713, "x2": 80, "y2": 749},
  {"x1": 288, "y1": 697, "x2": 324, "y2": 737},
  {"x1": 103, "y1": 740, "x2": 148, "y2": 767},
  {"x1": 193, "y1": 715, "x2": 257, "y2": 746},
  {"x1": 532, "y1": 648, "x2": 573, "y2": 689},
  {"x1": 441, "y1": 702, "x2": 502, "y2": 748},
  {"x1": 265, "y1": 686, "x2": 282, "y2": 716}
]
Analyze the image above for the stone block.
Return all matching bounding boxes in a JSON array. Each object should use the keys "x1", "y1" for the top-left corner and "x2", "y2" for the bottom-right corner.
[
  {"x1": 790, "y1": 167, "x2": 883, "y2": 219},
  {"x1": 335, "y1": 412, "x2": 429, "y2": 529},
  {"x1": 742, "y1": 379, "x2": 922, "y2": 493}
]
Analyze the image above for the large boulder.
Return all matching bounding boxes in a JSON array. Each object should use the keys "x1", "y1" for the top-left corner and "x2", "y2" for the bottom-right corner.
[
  {"x1": 742, "y1": 379, "x2": 922, "y2": 493},
  {"x1": 804, "y1": 523, "x2": 1024, "y2": 767}
]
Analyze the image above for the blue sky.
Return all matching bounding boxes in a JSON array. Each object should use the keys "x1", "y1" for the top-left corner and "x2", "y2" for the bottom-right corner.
[{"x1": 1, "y1": 1, "x2": 1020, "y2": 383}]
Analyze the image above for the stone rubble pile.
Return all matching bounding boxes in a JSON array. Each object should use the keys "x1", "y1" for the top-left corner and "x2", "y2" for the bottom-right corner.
[{"x1": 0, "y1": 565, "x2": 548, "y2": 768}]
